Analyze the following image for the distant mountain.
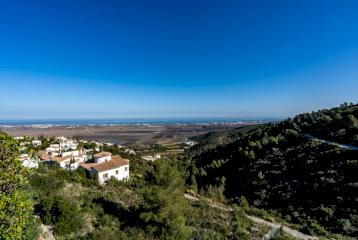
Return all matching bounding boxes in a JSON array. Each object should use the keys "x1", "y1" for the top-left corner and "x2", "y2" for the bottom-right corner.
[{"x1": 185, "y1": 103, "x2": 358, "y2": 237}]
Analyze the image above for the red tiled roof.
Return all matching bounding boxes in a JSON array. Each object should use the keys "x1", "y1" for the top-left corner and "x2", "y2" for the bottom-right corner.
[
  {"x1": 92, "y1": 155, "x2": 129, "y2": 172},
  {"x1": 93, "y1": 152, "x2": 112, "y2": 158},
  {"x1": 51, "y1": 155, "x2": 71, "y2": 163},
  {"x1": 38, "y1": 151, "x2": 50, "y2": 161},
  {"x1": 79, "y1": 162, "x2": 98, "y2": 170}
]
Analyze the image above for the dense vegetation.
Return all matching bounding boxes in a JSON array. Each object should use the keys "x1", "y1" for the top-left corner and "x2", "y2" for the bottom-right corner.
[
  {"x1": 185, "y1": 103, "x2": 358, "y2": 237},
  {"x1": 0, "y1": 132, "x2": 38, "y2": 239},
  {"x1": 25, "y1": 159, "x2": 265, "y2": 239}
]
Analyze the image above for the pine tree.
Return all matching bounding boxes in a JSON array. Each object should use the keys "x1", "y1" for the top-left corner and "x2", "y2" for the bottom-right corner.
[{"x1": 140, "y1": 159, "x2": 191, "y2": 239}]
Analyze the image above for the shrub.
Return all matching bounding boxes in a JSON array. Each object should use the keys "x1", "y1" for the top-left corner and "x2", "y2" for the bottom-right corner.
[{"x1": 37, "y1": 196, "x2": 82, "y2": 236}]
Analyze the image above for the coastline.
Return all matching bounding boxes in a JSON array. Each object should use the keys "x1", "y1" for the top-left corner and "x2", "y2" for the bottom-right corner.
[{"x1": 0, "y1": 121, "x2": 262, "y2": 145}]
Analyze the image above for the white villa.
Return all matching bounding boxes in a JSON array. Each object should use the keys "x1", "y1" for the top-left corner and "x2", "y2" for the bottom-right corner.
[
  {"x1": 46, "y1": 144, "x2": 61, "y2": 154},
  {"x1": 19, "y1": 153, "x2": 39, "y2": 169},
  {"x1": 51, "y1": 156, "x2": 71, "y2": 168},
  {"x1": 80, "y1": 152, "x2": 129, "y2": 185},
  {"x1": 124, "y1": 148, "x2": 136, "y2": 155},
  {"x1": 21, "y1": 159, "x2": 39, "y2": 169},
  {"x1": 141, "y1": 154, "x2": 161, "y2": 161},
  {"x1": 32, "y1": 140, "x2": 42, "y2": 146}
]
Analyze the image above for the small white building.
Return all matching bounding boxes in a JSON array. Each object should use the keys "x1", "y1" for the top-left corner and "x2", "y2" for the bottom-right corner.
[
  {"x1": 32, "y1": 140, "x2": 42, "y2": 147},
  {"x1": 61, "y1": 150, "x2": 80, "y2": 157},
  {"x1": 51, "y1": 156, "x2": 79, "y2": 169},
  {"x1": 124, "y1": 149, "x2": 136, "y2": 155},
  {"x1": 21, "y1": 159, "x2": 39, "y2": 169},
  {"x1": 60, "y1": 140, "x2": 78, "y2": 150},
  {"x1": 141, "y1": 154, "x2": 161, "y2": 161},
  {"x1": 47, "y1": 144, "x2": 61, "y2": 152},
  {"x1": 80, "y1": 154, "x2": 130, "y2": 185},
  {"x1": 90, "y1": 156, "x2": 129, "y2": 185},
  {"x1": 73, "y1": 154, "x2": 87, "y2": 163},
  {"x1": 93, "y1": 152, "x2": 112, "y2": 164},
  {"x1": 56, "y1": 136, "x2": 68, "y2": 142}
]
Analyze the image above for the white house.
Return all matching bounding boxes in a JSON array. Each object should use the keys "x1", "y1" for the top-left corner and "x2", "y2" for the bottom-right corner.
[
  {"x1": 90, "y1": 156, "x2": 129, "y2": 185},
  {"x1": 59, "y1": 140, "x2": 78, "y2": 150},
  {"x1": 141, "y1": 154, "x2": 161, "y2": 161},
  {"x1": 32, "y1": 140, "x2": 42, "y2": 146},
  {"x1": 61, "y1": 150, "x2": 80, "y2": 157},
  {"x1": 73, "y1": 154, "x2": 87, "y2": 163},
  {"x1": 56, "y1": 136, "x2": 68, "y2": 142},
  {"x1": 47, "y1": 144, "x2": 61, "y2": 152},
  {"x1": 124, "y1": 149, "x2": 136, "y2": 155},
  {"x1": 51, "y1": 156, "x2": 79, "y2": 170},
  {"x1": 80, "y1": 154, "x2": 129, "y2": 185},
  {"x1": 93, "y1": 152, "x2": 112, "y2": 164},
  {"x1": 21, "y1": 158, "x2": 39, "y2": 169}
]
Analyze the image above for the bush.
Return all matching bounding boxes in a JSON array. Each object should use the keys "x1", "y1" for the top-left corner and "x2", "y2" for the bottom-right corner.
[{"x1": 37, "y1": 196, "x2": 82, "y2": 236}]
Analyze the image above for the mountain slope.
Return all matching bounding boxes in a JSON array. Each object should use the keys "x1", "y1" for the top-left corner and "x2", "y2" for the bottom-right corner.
[{"x1": 186, "y1": 103, "x2": 358, "y2": 237}]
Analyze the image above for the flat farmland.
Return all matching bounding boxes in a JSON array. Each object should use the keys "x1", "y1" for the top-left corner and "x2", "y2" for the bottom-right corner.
[{"x1": 1, "y1": 123, "x2": 252, "y2": 145}]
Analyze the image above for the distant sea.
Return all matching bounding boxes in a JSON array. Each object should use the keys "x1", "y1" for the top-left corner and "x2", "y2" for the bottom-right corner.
[{"x1": 0, "y1": 117, "x2": 279, "y2": 127}]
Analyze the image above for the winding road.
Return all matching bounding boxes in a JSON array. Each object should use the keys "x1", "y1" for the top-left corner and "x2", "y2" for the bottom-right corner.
[{"x1": 304, "y1": 134, "x2": 358, "y2": 150}]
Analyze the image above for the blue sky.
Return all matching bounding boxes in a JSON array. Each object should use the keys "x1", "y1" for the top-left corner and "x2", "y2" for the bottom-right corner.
[{"x1": 0, "y1": 0, "x2": 357, "y2": 119}]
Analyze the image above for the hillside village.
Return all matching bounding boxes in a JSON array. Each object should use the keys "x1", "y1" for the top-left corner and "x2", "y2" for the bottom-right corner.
[
  {"x1": 16, "y1": 136, "x2": 133, "y2": 184},
  {"x1": 15, "y1": 135, "x2": 195, "y2": 185}
]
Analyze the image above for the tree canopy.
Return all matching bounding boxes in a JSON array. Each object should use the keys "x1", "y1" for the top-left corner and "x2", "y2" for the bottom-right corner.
[
  {"x1": 0, "y1": 131, "x2": 37, "y2": 239},
  {"x1": 186, "y1": 103, "x2": 358, "y2": 237}
]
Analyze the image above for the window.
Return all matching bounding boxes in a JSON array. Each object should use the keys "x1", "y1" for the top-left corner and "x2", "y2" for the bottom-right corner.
[
  {"x1": 115, "y1": 170, "x2": 119, "y2": 175},
  {"x1": 103, "y1": 173, "x2": 108, "y2": 180},
  {"x1": 125, "y1": 167, "x2": 128, "y2": 171}
]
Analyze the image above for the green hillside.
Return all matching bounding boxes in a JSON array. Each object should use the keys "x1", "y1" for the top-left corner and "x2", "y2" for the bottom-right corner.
[{"x1": 186, "y1": 103, "x2": 358, "y2": 237}]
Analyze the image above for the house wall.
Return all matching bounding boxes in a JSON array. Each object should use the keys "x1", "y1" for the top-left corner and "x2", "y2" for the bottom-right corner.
[
  {"x1": 94, "y1": 164, "x2": 129, "y2": 185},
  {"x1": 32, "y1": 140, "x2": 41, "y2": 146},
  {"x1": 73, "y1": 155, "x2": 86, "y2": 162},
  {"x1": 59, "y1": 160, "x2": 79, "y2": 170},
  {"x1": 95, "y1": 156, "x2": 111, "y2": 164},
  {"x1": 59, "y1": 160, "x2": 71, "y2": 169},
  {"x1": 22, "y1": 159, "x2": 39, "y2": 169},
  {"x1": 62, "y1": 150, "x2": 79, "y2": 157}
]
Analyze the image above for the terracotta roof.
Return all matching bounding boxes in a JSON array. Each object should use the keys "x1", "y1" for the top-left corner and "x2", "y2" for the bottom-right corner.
[
  {"x1": 92, "y1": 155, "x2": 129, "y2": 172},
  {"x1": 93, "y1": 152, "x2": 112, "y2": 158},
  {"x1": 38, "y1": 151, "x2": 50, "y2": 161},
  {"x1": 79, "y1": 162, "x2": 98, "y2": 170},
  {"x1": 51, "y1": 155, "x2": 71, "y2": 163}
]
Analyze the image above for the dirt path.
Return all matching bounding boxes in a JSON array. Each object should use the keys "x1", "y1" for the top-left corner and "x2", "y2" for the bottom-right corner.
[
  {"x1": 184, "y1": 193, "x2": 318, "y2": 240},
  {"x1": 247, "y1": 215, "x2": 318, "y2": 240}
]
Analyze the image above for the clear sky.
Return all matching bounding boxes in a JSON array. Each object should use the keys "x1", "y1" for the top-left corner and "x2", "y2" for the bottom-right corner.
[{"x1": 0, "y1": 0, "x2": 357, "y2": 119}]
